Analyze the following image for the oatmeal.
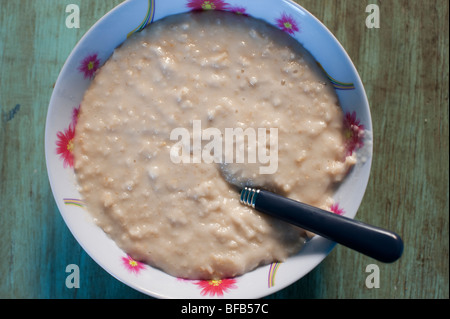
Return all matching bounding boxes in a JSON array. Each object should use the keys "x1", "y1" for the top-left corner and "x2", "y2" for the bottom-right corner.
[{"x1": 73, "y1": 11, "x2": 355, "y2": 279}]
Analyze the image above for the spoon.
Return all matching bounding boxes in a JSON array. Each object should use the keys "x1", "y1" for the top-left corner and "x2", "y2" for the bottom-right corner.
[{"x1": 219, "y1": 164, "x2": 403, "y2": 263}]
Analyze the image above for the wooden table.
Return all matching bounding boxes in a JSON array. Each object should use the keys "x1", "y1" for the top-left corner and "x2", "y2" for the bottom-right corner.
[{"x1": 1, "y1": 0, "x2": 448, "y2": 299}]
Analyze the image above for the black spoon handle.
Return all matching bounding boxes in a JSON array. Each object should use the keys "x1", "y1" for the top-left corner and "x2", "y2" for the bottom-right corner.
[{"x1": 240, "y1": 188, "x2": 403, "y2": 263}]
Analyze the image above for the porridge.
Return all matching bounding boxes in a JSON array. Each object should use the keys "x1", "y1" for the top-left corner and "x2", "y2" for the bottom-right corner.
[{"x1": 73, "y1": 11, "x2": 355, "y2": 279}]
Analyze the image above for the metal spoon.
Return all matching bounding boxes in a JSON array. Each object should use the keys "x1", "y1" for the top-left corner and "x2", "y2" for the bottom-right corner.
[{"x1": 220, "y1": 164, "x2": 403, "y2": 263}]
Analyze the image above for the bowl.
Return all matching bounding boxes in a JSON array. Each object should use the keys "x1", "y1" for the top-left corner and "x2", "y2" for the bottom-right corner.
[{"x1": 45, "y1": 0, "x2": 372, "y2": 299}]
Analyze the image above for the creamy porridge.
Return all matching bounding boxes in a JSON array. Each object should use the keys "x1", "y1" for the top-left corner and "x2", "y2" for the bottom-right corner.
[{"x1": 73, "y1": 11, "x2": 355, "y2": 280}]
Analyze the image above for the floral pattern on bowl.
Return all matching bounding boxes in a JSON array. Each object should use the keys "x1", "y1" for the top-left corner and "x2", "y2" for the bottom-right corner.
[{"x1": 45, "y1": 0, "x2": 372, "y2": 299}]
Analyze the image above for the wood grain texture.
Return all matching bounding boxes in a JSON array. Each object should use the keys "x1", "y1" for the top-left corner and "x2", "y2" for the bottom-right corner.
[{"x1": 0, "y1": 0, "x2": 448, "y2": 299}]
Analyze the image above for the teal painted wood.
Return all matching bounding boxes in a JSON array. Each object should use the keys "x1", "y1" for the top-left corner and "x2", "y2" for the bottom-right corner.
[{"x1": 0, "y1": 0, "x2": 448, "y2": 299}]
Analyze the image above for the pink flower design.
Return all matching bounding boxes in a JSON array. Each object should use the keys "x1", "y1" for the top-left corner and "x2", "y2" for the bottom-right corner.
[
  {"x1": 56, "y1": 124, "x2": 76, "y2": 168},
  {"x1": 228, "y1": 6, "x2": 247, "y2": 15},
  {"x1": 186, "y1": 0, "x2": 229, "y2": 11},
  {"x1": 176, "y1": 277, "x2": 192, "y2": 283},
  {"x1": 330, "y1": 203, "x2": 345, "y2": 215},
  {"x1": 276, "y1": 12, "x2": 300, "y2": 35},
  {"x1": 78, "y1": 53, "x2": 100, "y2": 79},
  {"x1": 344, "y1": 111, "x2": 365, "y2": 156},
  {"x1": 194, "y1": 278, "x2": 238, "y2": 297},
  {"x1": 122, "y1": 255, "x2": 146, "y2": 274},
  {"x1": 71, "y1": 105, "x2": 81, "y2": 126}
]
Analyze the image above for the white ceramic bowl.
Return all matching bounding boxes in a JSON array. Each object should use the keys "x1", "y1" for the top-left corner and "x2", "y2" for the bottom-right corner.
[{"x1": 45, "y1": 0, "x2": 372, "y2": 299}]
